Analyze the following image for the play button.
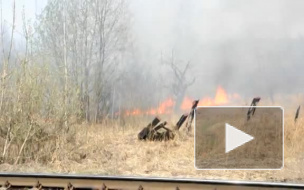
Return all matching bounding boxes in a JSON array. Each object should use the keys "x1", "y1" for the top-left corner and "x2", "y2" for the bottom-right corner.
[
  {"x1": 225, "y1": 123, "x2": 254, "y2": 153},
  {"x1": 194, "y1": 106, "x2": 283, "y2": 169}
]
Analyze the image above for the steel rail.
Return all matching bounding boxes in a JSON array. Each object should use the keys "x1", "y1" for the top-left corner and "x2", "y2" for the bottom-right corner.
[{"x1": 0, "y1": 173, "x2": 303, "y2": 189}]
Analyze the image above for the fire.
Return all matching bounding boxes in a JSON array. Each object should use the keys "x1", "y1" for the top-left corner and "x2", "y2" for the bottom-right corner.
[
  {"x1": 181, "y1": 86, "x2": 239, "y2": 111},
  {"x1": 124, "y1": 98, "x2": 175, "y2": 116},
  {"x1": 122, "y1": 85, "x2": 240, "y2": 116},
  {"x1": 199, "y1": 97, "x2": 213, "y2": 106},
  {"x1": 214, "y1": 86, "x2": 229, "y2": 105},
  {"x1": 157, "y1": 98, "x2": 175, "y2": 114},
  {"x1": 180, "y1": 97, "x2": 193, "y2": 110}
]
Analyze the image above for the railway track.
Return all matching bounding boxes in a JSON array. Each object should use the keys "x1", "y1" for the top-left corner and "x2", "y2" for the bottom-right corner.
[{"x1": 0, "y1": 174, "x2": 303, "y2": 190}]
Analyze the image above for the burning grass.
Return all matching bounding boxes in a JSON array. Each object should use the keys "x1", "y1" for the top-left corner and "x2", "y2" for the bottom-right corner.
[
  {"x1": 122, "y1": 86, "x2": 241, "y2": 116},
  {"x1": 0, "y1": 112, "x2": 304, "y2": 183}
]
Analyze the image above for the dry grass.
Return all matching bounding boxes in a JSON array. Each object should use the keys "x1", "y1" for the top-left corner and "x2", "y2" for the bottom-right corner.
[{"x1": 0, "y1": 112, "x2": 304, "y2": 183}]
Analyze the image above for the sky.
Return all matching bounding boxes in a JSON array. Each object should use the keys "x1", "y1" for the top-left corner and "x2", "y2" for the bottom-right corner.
[{"x1": 2, "y1": 0, "x2": 47, "y2": 33}]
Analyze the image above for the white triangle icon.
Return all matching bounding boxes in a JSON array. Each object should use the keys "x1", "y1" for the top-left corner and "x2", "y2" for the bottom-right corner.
[{"x1": 225, "y1": 123, "x2": 254, "y2": 153}]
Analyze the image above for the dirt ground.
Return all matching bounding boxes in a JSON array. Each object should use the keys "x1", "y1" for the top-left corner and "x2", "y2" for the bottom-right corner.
[{"x1": 0, "y1": 113, "x2": 303, "y2": 184}]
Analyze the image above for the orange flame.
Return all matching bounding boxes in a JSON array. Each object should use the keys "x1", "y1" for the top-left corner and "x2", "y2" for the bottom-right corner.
[
  {"x1": 157, "y1": 98, "x2": 175, "y2": 114},
  {"x1": 181, "y1": 86, "x2": 239, "y2": 111},
  {"x1": 214, "y1": 86, "x2": 228, "y2": 105},
  {"x1": 124, "y1": 98, "x2": 175, "y2": 116},
  {"x1": 180, "y1": 96, "x2": 193, "y2": 110},
  {"x1": 122, "y1": 85, "x2": 240, "y2": 116}
]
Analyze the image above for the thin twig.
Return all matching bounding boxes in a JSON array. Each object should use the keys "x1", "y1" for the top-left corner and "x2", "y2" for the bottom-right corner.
[{"x1": 14, "y1": 124, "x2": 33, "y2": 165}]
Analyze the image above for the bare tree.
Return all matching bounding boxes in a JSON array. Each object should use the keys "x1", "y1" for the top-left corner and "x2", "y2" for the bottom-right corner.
[
  {"x1": 36, "y1": 0, "x2": 130, "y2": 123},
  {"x1": 165, "y1": 51, "x2": 196, "y2": 112},
  {"x1": 0, "y1": 0, "x2": 15, "y2": 162}
]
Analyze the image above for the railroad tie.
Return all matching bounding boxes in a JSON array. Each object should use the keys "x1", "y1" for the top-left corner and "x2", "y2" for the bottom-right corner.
[
  {"x1": 0, "y1": 181, "x2": 11, "y2": 190},
  {"x1": 67, "y1": 182, "x2": 74, "y2": 190},
  {"x1": 101, "y1": 183, "x2": 124, "y2": 190},
  {"x1": 66, "y1": 182, "x2": 99, "y2": 190},
  {"x1": 28, "y1": 181, "x2": 43, "y2": 190}
]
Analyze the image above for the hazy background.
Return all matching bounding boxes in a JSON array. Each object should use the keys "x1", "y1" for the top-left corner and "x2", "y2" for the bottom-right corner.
[
  {"x1": 128, "y1": 0, "x2": 304, "y2": 98},
  {"x1": 2, "y1": 0, "x2": 304, "y2": 113}
]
